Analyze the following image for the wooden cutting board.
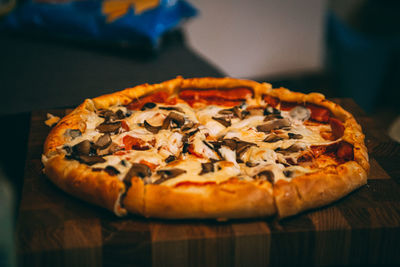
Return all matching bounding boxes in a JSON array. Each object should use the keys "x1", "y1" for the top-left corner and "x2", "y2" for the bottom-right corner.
[{"x1": 17, "y1": 99, "x2": 400, "y2": 266}]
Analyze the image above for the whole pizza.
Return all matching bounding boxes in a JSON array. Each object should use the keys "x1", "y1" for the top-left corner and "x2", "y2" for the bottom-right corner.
[{"x1": 42, "y1": 77, "x2": 369, "y2": 219}]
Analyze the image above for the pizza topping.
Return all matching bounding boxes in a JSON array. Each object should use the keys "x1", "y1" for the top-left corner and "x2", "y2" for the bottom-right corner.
[
  {"x1": 337, "y1": 141, "x2": 354, "y2": 161},
  {"x1": 124, "y1": 163, "x2": 152, "y2": 184},
  {"x1": 96, "y1": 121, "x2": 122, "y2": 134},
  {"x1": 143, "y1": 120, "x2": 161, "y2": 134},
  {"x1": 94, "y1": 133, "x2": 112, "y2": 149},
  {"x1": 256, "y1": 118, "x2": 291, "y2": 132},
  {"x1": 78, "y1": 155, "x2": 106, "y2": 165},
  {"x1": 181, "y1": 121, "x2": 196, "y2": 132},
  {"x1": 165, "y1": 155, "x2": 177, "y2": 163},
  {"x1": 307, "y1": 104, "x2": 330, "y2": 123},
  {"x1": 263, "y1": 134, "x2": 284, "y2": 143},
  {"x1": 104, "y1": 166, "x2": 120, "y2": 176},
  {"x1": 154, "y1": 168, "x2": 187, "y2": 184},
  {"x1": 288, "y1": 133, "x2": 303, "y2": 139},
  {"x1": 256, "y1": 170, "x2": 274, "y2": 183},
  {"x1": 161, "y1": 112, "x2": 185, "y2": 129},
  {"x1": 275, "y1": 143, "x2": 305, "y2": 154},
  {"x1": 212, "y1": 116, "x2": 231, "y2": 127},
  {"x1": 141, "y1": 102, "x2": 157, "y2": 110},
  {"x1": 264, "y1": 106, "x2": 281, "y2": 115},
  {"x1": 159, "y1": 106, "x2": 185, "y2": 113},
  {"x1": 329, "y1": 117, "x2": 345, "y2": 139},
  {"x1": 65, "y1": 129, "x2": 82, "y2": 140},
  {"x1": 123, "y1": 135, "x2": 150, "y2": 150},
  {"x1": 199, "y1": 162, "x2": 214, "y2": 175},
  {"x1": 74, "y1": 140, "x2": 92, "y2": 155},
  {"x1": 288, "y1": 106, "x2": 311, "y2": 121}
]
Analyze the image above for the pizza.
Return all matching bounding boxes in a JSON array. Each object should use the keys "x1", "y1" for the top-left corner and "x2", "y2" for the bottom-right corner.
[{"x1": 42, "y1": 77, "x2": 369, "y2": 219}]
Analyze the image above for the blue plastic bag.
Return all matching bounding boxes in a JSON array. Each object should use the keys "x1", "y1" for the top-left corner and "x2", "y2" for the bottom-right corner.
[{"x1": 2, "y1": 0, "x2": 197, "y2": 48}]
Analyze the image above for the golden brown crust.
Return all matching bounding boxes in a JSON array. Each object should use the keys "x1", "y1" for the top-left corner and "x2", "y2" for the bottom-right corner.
[
  {"x1": 42, "y1": 154, "x2": 127, "y2": 216},
  {"x1": 143, "y1": 179, "x2": 275, "y2": 219},
  {"x1": 42, "y1": 76, "x2": 369, "y2": 220}
]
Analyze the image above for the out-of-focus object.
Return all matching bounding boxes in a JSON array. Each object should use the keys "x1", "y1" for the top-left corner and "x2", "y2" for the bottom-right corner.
[
  {"x1": 1, "y1": 0, "x2": 197, "y2": 48},
  {"x1": 0, "y1": 166, "x2": 15, "y2": 267},
  {"x1": 0, "y1": 0, "x2": 15, "y2": 16},
  {"x1": 326, "y1": 0, "x2": 400, "y2": 112},
  {"x1": 389, "y1": 116, "x2": 400, "y2": 143}
]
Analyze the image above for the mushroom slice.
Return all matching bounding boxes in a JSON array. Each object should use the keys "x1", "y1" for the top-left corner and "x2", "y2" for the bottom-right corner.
[
  {"x1": 256, "y1": 118, "x2": 291, "y2": 133},
  {"x1": 275, "y1": 143, "x2": 305, "y2": 154},
  {"x1": 165, "y1": 155, "x2": 177, "y2": 163},
  {"x1": 98, "y1": 109, "x2": 115, "y2": 121},
  {"x1": 65, "y1": 129, "x2": 82, "y2": 140},
  {"x1": 78, "y1": 155, "x2": 106, "y2": 165},
  {"x1": 236, "y1": 141, "x2": 256, "y2": 159},
  {"x1": 104, "y1": 166, "x2": 120, "y2": 176},
  {"x1": 181, "y1": 121, "x2": 195, "y2": 132},
  {"x1": 96, "y1": 121, "x2": 122, "y2": 134},
  {"x1": 199, "y1": 162, "x2": 214, "y2": 175},
  {"x1": 154, "y1": 168, "x2": 187, "y2": 184},
  {"x1": 221, "y1": 139, "x2": 237, "y2": 150},
  {"x1": 159, "y1": 106, "x2": 185, "y2": 113},
  {"x1": 212, "y1": 117, "x2": 231, "y2": 127},
  {"x1": 288, "y1": 133, "x2": 303, "y2": 139},
  {"x1": 162, "y1": 112, "x2": 185, "y2": 129},
  {"x1": 256, "y1": 170, "x2": 275, "y2": 183},
  {"x1": 123, "y1": 163, "x2": 152, "y2": 185},
  {"x1": 144, "y1": 120, "x2": 161, "y2": 134},
  {"x1": 73, "y1": 140, "x2": 92, "y2": 155},
  {"x1": 141, "y1": 102, "x2": 157, "y2": 110},
  {"x1": 264, "y1": 106, "x2": 281, "y2": 115},
  {"x1": 94, "y1": 133, "x2": 112, "y2": 149},
  {"x1": 263, "y1": 134, "x2": 284, "y2": 143},
  {"x1": 245, "y1": 161, "x2": 259, "y2": 167}
]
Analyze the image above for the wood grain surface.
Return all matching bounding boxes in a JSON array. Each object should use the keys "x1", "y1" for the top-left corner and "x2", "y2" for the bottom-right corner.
[{"x1": 16, "y1": 99, "x2": 400, "y2": 267}]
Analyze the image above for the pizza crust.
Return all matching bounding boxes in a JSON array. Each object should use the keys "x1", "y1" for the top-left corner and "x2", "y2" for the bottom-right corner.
[{"x1": 42, "y1": 76, "x2": 369, "y2": 219}]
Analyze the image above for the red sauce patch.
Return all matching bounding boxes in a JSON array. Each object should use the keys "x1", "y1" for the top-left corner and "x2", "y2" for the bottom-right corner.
[
  {"x1": 121, "y1": 120, "x2": 130, "y2": 131},
  {"x1": 306, "y1": 104, "x2": 330, "y2": 123},
  {"x1": 329, "y1": 117, "x2": 345, "y2": 139},
  {"x1": 263, "y1": 95, "x2": 279, "y2": 108},
  {"x1": 139, "y1": 159, "x2": 158, "y2": 170},
  {"x1": 179, "y1": 87, "x2": 252, "y2": 107},
  {"x1": 122, "y1": 135, "x2": 150, "y2": 150}
]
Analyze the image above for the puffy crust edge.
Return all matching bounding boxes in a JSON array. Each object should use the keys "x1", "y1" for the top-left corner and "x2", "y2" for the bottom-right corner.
[
  {"x1": 42, "y1": 154, "x2": 127, "y2": 216},
  {"x1": 274, "y1": 161, "x2": 367, "y2": 218},
  {"x1": 141, "y1": 178, "x2": 275, "y2": 219}
]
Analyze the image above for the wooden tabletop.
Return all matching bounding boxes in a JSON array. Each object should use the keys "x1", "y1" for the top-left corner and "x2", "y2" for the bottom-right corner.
[{"x1": 17, "y1": 99, "x2": 400, "y2": 267}]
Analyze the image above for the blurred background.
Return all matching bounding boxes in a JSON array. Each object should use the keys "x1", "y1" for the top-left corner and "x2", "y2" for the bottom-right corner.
[{"x1": 0, "y1": 1, "x2": 399, "y2": 265}]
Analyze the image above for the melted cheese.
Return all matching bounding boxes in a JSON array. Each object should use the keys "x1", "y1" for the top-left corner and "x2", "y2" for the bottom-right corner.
[{"x1": 59, "y1": 98, "x2": 341, "y2": 186}]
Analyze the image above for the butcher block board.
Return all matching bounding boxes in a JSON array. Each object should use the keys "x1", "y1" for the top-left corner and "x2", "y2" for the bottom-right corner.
[{"x1": 17, "y1": 99, "x2": 400, "y2": 266}]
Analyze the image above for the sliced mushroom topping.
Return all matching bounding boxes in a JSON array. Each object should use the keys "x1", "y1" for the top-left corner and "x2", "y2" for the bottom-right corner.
[
  {"x1": 162, "y1": 112, "x2": 185, "y2": 129},
  {"x1": 78, "y1": 155, "x2": 106, "y2": 165},
  {"x1": 289, "y1": 106, "x2": 311, "y2": 121},
  {"x1": 245, "y1": 161, "x2": 259, "y2": 167},
  {"x1": 218, "y1": 109, "x2": 235, "y2": 115},
  {"x1": 154, "y1": 168, "x2": 187, "y2": 184},
  {"x1": 247, "y1": 108, "x2": 264, "y2": 116},
  {"x1": 165, "y1": 155, "x2": 177, "y2": 163},
  {"x1": 222, "y1": 139, "x2": 237, "y2": 150},
  {"x1": 264, "y1": 106, "x2": 281, "y2": 115},
  {"x1": 144, "y1": 120, "x2": 161, "y2": 134},
  {"x1": 212, "y1": 117, "x2": 231, "y2": 127},
  {"x1": 124, "y1": 163, "x2": 152, "y2": 183},
  {"x1": 98, "y1": 109, "x2": 115, "y2": 120},
  {"x1": 232, "y1": 106, "x2": 242, "y2": 119},
  {"x1": 275, "y1": 143, "x2": 305, "y2": 154},
  {"x1": 120, "y1": 160, "x2": 127, "y2": 166},
  {"x1": 257, "y1": 170, "x2": 275, "y2": 183},
  {"x1": 181, "y1": 121, "x2": 195, "y2": 132},
  {"x1": 182, "y1": 135, "x2": 189, "y2": 154},
  {"x1": 96, "y1": 121, "x2": 121, "y2": 134},
  {"x1": 263, "y1": 114, "x2": 283, "y2": 121},
  {"x1": 283, "y1": 170, "x2": 293, "y2": 178},
  {"x1": 199, "y1": 162, "x2": 214, "y2": 175},
  {"x1": 263, "y1": 134, "x2": 284, "y2": 143},
  {"x1": 104, "y1": 166, "x2": 120, "y2": 176},
  {"x1": 141, "y1": 102, "x2": 157, "y2": 110},
  {"x1": 236, "y1": 141, "x2": 256, "y2": 159},
  {"x1": 115, "y1": 109, "x2": 125, "y2": 120},
  {"x1": 94, "y1": 133, "x2": 112, "y2": 149},
  {"x1": 65, "y1": 129, "x2": 82, "y2": 139},
  {"x1": 256, "y1": 118, "x2": 291, "y2": 133},
  {"x1": 288, "y1": 132, "x2": 303, "y2": 139},
  {"x1": 159, "y1": 106, "x2": 185, "y2": 113},
  {"x1": 73, "y1": 140, "x2": 92, "y2": 155}
]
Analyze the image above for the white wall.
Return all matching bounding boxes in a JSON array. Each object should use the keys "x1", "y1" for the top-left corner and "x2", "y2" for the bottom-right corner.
[{"x1": 184, "y1": 0, "x2": 327, "y2": 79}]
